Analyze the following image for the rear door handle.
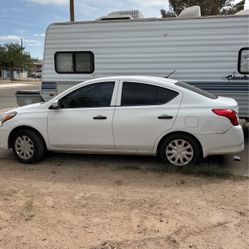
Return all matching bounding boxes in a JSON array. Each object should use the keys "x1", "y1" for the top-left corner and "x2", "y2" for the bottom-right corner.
[
  {"x1": 93, "y1": 115, "x2": 107, "y2": 120},
  {"x1": 158, "y1": 115, "x2": 173, "y2": 120}
]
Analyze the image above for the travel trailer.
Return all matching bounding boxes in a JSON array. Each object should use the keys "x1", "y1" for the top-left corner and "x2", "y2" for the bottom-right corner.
[{"x1": 31, "y1": 8, "x2": 249, "y2": 117}]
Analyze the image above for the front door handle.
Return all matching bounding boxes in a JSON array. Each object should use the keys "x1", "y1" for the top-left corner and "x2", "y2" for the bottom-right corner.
[
  {"x1": 93, "y1": 115, "x2": 107, "y2": 120},
  {"x1": 158, "y1": 115, "x2": 173, "y2": 120}
]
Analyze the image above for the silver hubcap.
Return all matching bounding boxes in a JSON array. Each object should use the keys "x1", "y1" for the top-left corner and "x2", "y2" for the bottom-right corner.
[
  {"x1": 166, "y1": 139, "x2": 194, "y2": 166},
  {"x1": 15, "y1": 135, "x2": 34, "y2": 160}
]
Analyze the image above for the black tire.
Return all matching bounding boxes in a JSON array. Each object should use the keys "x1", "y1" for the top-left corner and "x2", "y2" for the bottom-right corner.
[
  {"x1": 12, "y1": 129, "x2": 45, "y2": 164},
  {"x1": 159, "y1": 133, "x2": 202, "y2": 166}
]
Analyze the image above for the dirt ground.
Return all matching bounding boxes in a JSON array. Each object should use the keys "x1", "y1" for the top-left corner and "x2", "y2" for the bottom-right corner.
[{"x1": 0, "y1": 154, "x2": 248, "y2": 249}]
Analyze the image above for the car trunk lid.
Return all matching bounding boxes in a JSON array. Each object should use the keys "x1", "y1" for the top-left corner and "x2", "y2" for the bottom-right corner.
[{"x1": 214, "y1": 96, "x2": 239, "y2": 113}]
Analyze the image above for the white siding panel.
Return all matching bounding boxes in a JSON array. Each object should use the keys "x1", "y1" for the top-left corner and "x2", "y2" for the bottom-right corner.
[{"x1": 43, "y1": 16, "x2": 249, "y2": 83}]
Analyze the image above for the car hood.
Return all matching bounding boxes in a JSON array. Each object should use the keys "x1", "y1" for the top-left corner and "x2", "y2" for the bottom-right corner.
[{"x1": 9, "y1": 102, "x2": 47, "y2": 113}]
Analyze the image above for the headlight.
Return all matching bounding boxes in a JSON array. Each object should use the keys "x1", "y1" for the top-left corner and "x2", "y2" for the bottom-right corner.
[{"x1": 0, "y1": 111, "x2": 17, "y2": 126}]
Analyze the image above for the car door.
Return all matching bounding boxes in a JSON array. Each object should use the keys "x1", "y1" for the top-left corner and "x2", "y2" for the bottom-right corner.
[
  {"x1": 48, "y1": 81, "x2": 117, "y2": 150},
  {"x1": 113, "y1": 81, "x2": 182, "y2": 151}
]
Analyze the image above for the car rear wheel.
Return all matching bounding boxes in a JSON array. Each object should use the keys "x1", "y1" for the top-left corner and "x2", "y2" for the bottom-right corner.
[
  {"x1": 159, "y1": 134, "x2": 201, "y2": 166},
  {"x1": 12, "y1": 129, "x2": 45, "y2": 164}
]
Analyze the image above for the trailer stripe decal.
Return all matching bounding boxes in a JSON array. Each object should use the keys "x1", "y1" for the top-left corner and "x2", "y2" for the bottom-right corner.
[
  {"x1": 186, "y1": 81, "x2": 249, "y2": 91},
  {"x1": 41, "y1": 82, "x2": 56, "y2": 89}
]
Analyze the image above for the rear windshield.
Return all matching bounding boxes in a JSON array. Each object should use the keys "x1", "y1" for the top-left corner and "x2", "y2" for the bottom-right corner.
[{"x1": 175, "y1": 82, "x2": 218, "y2": 100}]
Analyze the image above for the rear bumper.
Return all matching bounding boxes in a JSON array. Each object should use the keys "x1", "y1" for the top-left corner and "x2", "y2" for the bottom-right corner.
[{"x1": 196, "y1": 125, "x2": 244, "y2": 157}]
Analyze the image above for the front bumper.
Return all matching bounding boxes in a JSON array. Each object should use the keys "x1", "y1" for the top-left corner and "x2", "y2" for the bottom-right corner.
[
  {"x1": 196, "y1": 125, "x2": 244, "y2": 158},
  {"x1": 0, "y1": 125, "x2": 11, "y2": 149}
]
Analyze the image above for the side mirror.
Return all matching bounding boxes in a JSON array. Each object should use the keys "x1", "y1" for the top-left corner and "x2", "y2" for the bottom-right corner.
[{"x1": 49, "y1": 100, "x2": 60, "y2": 110}]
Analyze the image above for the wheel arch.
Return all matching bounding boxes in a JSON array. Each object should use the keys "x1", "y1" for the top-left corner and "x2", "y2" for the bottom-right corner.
[
  {"x1": 8, "y1": 125, "x2": 47, "y2": 150},
  {"x1": 156, "y1": 131, "x2": 204, "y2": 158}
]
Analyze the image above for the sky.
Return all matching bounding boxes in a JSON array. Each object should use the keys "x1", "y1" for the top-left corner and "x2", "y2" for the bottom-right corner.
[{"x1": 0, "y1": 0, "x2": 248, "y2": 59}]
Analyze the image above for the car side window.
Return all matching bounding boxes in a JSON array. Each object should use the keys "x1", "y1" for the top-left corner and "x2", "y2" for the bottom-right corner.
[
  {"x1": 121, "y1": 82, "x2": 179, "y2": 106},
  {"x1": 60, "y1": 82, "x2": 115, "y2": 108}
]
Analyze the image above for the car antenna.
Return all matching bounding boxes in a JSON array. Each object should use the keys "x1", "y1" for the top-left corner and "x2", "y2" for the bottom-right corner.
[{"x1": 165, "y1": 69, "x2": 176, "y2": 78}]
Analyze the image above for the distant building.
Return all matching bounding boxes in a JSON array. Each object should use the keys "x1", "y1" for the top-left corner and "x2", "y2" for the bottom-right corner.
[
  {"x1": 30, "y1": 60, "x2": 43, "y2": 74},
  {"x1": 0, "y1": 68, "x2": 27, "y2": 80},
  {"x1": 0, "y1": 60, "x2": 43, "y2": 80}
]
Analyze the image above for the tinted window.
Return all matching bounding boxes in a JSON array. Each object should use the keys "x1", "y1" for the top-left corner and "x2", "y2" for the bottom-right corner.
[
  {"x1": 238, "y1": 47, "x2": 249, "y2": 74},
  {"x1": 157, "y1": 87, "x2": 179, "y2": 105},
  {"x1": 55, "y1": 51, "x2": 94, "y2": 73},
  {"x1": 121, "y1": 82, "x2": 179, "y2": 106},
  {"x1": 175, "y1": 81, "x2": 217, "y2": 99},
  {"x1": 60, "y1": 82, "x2": 114, "y2": 108}
]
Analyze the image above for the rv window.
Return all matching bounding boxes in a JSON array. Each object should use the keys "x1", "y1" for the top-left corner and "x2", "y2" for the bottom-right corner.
[
  {"x1": 55, "y1": 51, "x2": 94, "y2": 73},
  {"x1": 121, "y1": 82, "x2": 178, "y2": 106},
  {"x1": 55, "y1": 53, "x2": 74, "y2": 73},
  {"x1": 75, "y1": 53, "x2": 93, "y2": 73},
  {"x1": 238, "y1": 48, "x2": 249, "y2": 74}
]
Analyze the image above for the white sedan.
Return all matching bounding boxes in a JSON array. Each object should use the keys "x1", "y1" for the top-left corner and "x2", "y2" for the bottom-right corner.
[{"x1": 0, "y1": 76, "x2": 244, "y2": 166}]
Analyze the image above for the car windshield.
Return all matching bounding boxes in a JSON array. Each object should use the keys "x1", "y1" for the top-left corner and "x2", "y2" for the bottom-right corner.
[{"x1": 175, "y1": 81, "x2": 218, "y2": 100}]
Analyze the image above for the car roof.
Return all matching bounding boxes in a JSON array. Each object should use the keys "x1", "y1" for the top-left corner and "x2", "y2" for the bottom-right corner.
[{"x1": 83, "y1": 76, "x2": 178, "y2": 85}]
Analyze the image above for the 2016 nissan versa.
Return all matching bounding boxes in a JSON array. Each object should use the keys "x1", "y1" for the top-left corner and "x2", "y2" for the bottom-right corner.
[{"x1": 0, "y1": 76, "x2": 244, "y2": 166}]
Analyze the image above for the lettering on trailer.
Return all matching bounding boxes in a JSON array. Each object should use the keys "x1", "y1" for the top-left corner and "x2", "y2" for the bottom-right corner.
[{"x1": 222, "y1": 72, "x2": 249, "y2": 81}]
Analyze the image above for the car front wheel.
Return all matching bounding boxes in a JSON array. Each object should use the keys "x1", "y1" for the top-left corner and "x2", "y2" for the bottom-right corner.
[
  {"x1": 12, "y1": 129, "x2": 45, "y2": 164},
  {"x1": 159, "y1": 134, "x2": 201, "y2": 166}
]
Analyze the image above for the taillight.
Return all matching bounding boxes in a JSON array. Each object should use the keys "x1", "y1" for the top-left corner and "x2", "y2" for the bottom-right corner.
[{"x1": 212, "y1": 109, "x2": 239, "y2": 126}]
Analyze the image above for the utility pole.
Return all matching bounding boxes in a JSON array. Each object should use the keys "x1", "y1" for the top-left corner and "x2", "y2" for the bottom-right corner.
[
  {"x1": 20, "y1": 38, "x2": 23, "y2": 48},
  {"x1": 70, "y1": 0, "x2": 75, "y2": 22}
]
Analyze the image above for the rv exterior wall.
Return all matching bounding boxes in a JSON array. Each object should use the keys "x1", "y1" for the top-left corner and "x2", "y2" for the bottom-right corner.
[{"x1": 42, "y1": 15, "x2": 249, "y2": 117}]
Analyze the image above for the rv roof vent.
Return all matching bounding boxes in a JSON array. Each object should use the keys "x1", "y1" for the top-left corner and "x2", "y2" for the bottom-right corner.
[
  {"x1": 234, "y1": 9, "x2": 249, "y2": 15},
  {"x1": 96, "y1": 10, "x2": 144, "y2": 21},
  {"x1": 109, "y1": 10, "x2": 144, "y2": 19},
  {"x1": 179, "y1": 6, "x2": 201, "y2": 18},
  {"x1": 97, "y1": 15, "x2": 133, "y2": 21}
]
